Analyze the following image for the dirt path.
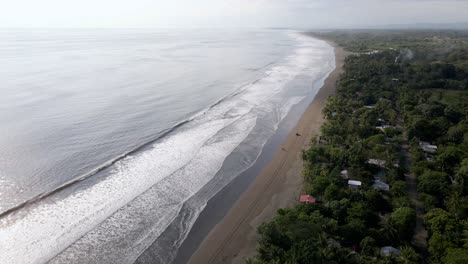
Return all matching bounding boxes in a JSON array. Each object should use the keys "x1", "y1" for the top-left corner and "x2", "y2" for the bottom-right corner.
[{"x1": 401, "y1": 143, "x2": 428, "y2": 251}]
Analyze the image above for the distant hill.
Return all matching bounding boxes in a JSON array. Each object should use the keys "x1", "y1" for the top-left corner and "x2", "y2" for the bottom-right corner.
[{"x1": 382, "y1": 22, "x2": 468, "y2": 30}]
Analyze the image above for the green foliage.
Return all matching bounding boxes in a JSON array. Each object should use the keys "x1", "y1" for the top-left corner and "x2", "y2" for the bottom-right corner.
[
  {"x1": 252, "y1": 30, "x2": 468, "y2": 264},
  {"x1": 428, "y1": 232, "x2": 456, "y2": 263},
  {"x1": 445, "y1": 248, "x2": 468, "y2": 264},
  {"x1": 360, "y1": 236, "x2": 377, "y2": 256},
  {"x1": 398, "y1": 245, "x2": 420, "y2": 264},
  {"x1": 424, "y1": 208, "x2": 462, "y2": 237},
  {"x1": 388, "y1": 207, "x2": 417, "y2": 242},
  {"x1": 417, "y1": 171, "x2": 450, "y2": 200},
  {"x1": 254, "y1": 206, "x2": 359, "y2": 264}
]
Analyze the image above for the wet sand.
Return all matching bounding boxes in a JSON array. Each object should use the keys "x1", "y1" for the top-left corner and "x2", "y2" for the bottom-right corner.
[{"x1": 183, "y1": 36, "x2": 347, "y2": 264}]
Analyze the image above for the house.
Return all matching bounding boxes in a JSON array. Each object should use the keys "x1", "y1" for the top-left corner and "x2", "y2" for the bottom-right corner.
[
  {"x1": 348, "y1": 180, "x2": 362, "y2": 190},
  {"x1": 368, "y1": 159, "x2": 386, "y2": 168},
  {"x1": 340, "y1": 169, "x2": 349, "y2": 179},
  {"x1": 376, "y1": 125, "x2": 394, "y2": 132},
  {"x1": 365, "y1": 50, "x2": 381, "y2": 55},
  {"x1": 419, "y1": 141, "x2": 437, "y2": 154},
  {"x1": 299, "y1": 195, "x2": 316, "y2": 203},
  {"x1": 379, "y1": 98, "x2": 392, "y2": 103},
  {"x1": 426, "y1": 156, "x2": 435, "y2": 162},
  {"x1": 381, "y1": 246, "x2": 401, "y2": 257},
  {"x1": 373, "y1": 180, "x2": 390, "y2": 191}
]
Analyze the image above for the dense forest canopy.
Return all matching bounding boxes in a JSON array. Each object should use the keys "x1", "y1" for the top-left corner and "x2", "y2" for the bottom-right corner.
[{"x1": 250, "y1": 30, "x2": 468, "y2": 264}]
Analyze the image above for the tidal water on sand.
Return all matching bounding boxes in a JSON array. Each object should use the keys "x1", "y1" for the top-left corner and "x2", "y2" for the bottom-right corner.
[{"x1": 0, "y1": 29, "x2": 334, "y2": 263}]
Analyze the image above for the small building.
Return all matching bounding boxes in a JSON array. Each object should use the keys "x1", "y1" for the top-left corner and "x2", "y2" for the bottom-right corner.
[
  {"x1": 426, "y1": 156, "x2": 435, "y2": 162},
  {"x1": 348, "y1": 180, "x2": 362, "y2": 190},
  {"x1": 365, "y1": 105, "x2": 375, "y2": 109},
  {"x1": 368, "y1": 159, "x2": 386, "y2": 168},
  {"x1": 365, "y1": 50, "x2": 381, "y2": 55},
  {"x1": 379, "y1": 98, "x2": 392, "y2": 103},
  {"x1": 381, "y1": 246, "x2": 401, "y2": 257},
  {"x1": 373, "y1": 180, "x2": 390, "y2": 191},
  {"x1": 340, "y1": 169, "x2": 349, "y2": 179},
  {"x1": 376, "y1": 125, "x2": 394, "y2": 132},
  {"x1": 419, "y1": 141, "x2": 437, "y2": 154},
  {"x1": 299, "y1": 195, "x2": 316, "y2": 203}
]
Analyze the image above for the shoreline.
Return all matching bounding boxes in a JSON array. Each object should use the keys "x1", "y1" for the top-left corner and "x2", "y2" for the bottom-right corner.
[{"x1": 179, "y1": 37, "x2": 346, "y2": 264}]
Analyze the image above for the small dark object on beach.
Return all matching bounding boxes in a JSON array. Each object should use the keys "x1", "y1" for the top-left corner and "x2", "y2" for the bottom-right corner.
[{"x1": 296, "y1": 133, "x2": 301, "y2": 136}]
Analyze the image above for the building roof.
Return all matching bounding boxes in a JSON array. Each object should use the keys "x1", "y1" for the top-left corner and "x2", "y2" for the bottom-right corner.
[
  {"x1": 381, "y1": 246, "x2": 401, "y2": 257},
  {"x1": 376, "y1": 125, "x2": 394, "y2": 132},
  {"x1": 368, "y1": 159, "x2": 386, "y2": 167},
  {"x1": 340, "y1": 170, "x2": 349, "y2": 179},
  {"x1": 348, "y1": 180, "x2": 362, "y2": 186},
  {"x1": 300, "y1": 195, "x2": 316, "y2": 203},
  {"x1": 373, "y1": 180, "x2": 390, "y2": 191},
  {"x1": 419, "y1": 141, "x2": 438, "y2": 153}
]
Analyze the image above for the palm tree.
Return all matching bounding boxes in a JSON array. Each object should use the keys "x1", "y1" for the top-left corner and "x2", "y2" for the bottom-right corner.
[
  {"x1": 462, "y1": 232, "x2": 468, "y2": 249},
  {"x1": 318, "y1": 232, "x2": 332, "y2": 261},
  {"x1": 445, "y1": 190, "x2": 462, "y2": 219},
  {"x1": 398, "y1": 245, "x2": 420, "y2": 264},
  {"x1": 381, "y1": 217, "x2": 398, "y2": 242}
]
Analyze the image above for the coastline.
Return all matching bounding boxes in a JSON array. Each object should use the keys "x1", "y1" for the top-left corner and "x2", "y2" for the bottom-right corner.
[{"x1": 181, "y1": 37, "x2": 346, "y2": 264}]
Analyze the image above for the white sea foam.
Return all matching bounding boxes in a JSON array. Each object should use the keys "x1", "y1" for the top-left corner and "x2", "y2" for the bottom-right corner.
[
  {"x1": 50, "y1": 114, "x2": 257, "y2": 264},
  {"x1": 0, "y1": 117, "x2": 242, "y2": 263},
  {"x1": 0, "y1": 33, "x2": 335, "y2": 264}
]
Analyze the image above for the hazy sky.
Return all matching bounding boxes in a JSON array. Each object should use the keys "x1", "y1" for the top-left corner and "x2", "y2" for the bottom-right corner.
[{"x1": 2, "y1": 0, "x2": 468, "y2": 29}]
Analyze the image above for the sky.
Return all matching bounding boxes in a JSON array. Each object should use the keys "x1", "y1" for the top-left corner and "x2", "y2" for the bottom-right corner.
[{"x1": 2, "y1": 0, "x2": 468, "y2": 29}]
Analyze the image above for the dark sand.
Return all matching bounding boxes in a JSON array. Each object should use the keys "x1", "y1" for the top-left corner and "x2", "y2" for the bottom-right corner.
[{"x1": 180, "y1": 37, "x2": 347, "y2": 264}]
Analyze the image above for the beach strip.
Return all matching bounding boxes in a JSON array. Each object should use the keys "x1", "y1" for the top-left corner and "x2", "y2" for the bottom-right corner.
[{"x1": 187, "y1": 38, "x2": 346, "y2": 264}]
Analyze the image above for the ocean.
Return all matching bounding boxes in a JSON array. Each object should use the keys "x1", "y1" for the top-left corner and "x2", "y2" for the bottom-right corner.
[{"x1": 0, "y1": 29, "x2": 335, "y2": 263}]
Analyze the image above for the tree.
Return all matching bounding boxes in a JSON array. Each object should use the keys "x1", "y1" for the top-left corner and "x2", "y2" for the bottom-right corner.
[
  {"x1": 324, "y1": 184, "x2": 342, "y2": 201},
  {"x1": 455, "y1": 159, "x2": 468, "y2": 193},
  {"x1": 340, "y1": 219, "x2": 367, "y2": 243},
  {"x1": 311, "y1": 176, "x2": 332, "y2": 197},
  {"x1": 436, "y1": 146, "x2": 465, "y2": 174},
  {"x1": 419, "y1": 193, "x2": 438, "y2": 211},
  {"x1": 445, "y1": 105, "x2": 465, "y2": 123},
  {"x1": 417, "y1": 170, "x2": 449, "y2": 199},
  {"x1": 347, "y1": 202, "x2": 376, "y2": 226},
  {"x1": 424, "y1": 208, "x2": 460, "y2": 235},
  {"x1": 365, "y1": 189, "x2": 390, "y2": 212},
  {"x1": 360, "y1": 236, "x2": 377, "y2": 256},
  {"x1": 445, "y1": 248, "x2": 468, "y2": 264},
  {"x1": 398, "y1": 245, "x2": 420, "y2": 264},
  {"x1": 389, "y1": 207, "x2": 416, "y2": 242},
  {"x1": 428, "y1": 232, "x2": 455, "y2": 263},
  {"x1": 390, "y1": 181, "x2": 407, "y2": 197},
  {"x1": 381, "y1": 216, "x2": 399, "y2": 243},
  {"x1": 445, "y1": 191, "x2": 468, "y2": 219},
  {"x1": 257, "y1": 221, "x2": 291, "y2": 262}
]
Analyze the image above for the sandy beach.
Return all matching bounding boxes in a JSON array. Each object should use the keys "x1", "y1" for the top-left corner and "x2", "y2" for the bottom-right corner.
[{"x1": 187, "y1": 37, "x2": 347, "y2": 264}]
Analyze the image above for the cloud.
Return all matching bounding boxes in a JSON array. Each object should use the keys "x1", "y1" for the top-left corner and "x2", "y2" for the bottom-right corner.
[{"x1": 0, "y1": 0, "x2": 467, "y2": 28}]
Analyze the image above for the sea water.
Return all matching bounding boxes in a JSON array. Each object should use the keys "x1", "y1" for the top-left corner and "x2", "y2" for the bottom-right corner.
[{"x1": 0, "y1": 29, "x2": 334, "y2": 263}]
